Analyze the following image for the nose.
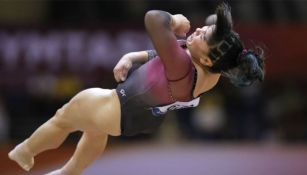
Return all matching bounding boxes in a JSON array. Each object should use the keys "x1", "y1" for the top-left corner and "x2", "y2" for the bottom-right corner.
[{"x1": 195, "y1": 28, "x2": 202, "y2": 35}]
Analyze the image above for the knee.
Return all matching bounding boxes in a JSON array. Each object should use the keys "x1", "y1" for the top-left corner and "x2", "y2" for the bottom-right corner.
[
  {"x1": 52, "y1": 103, "x2": 78, "y2": 130},
  {"x1": 49, "y1": 116, "x2": 73, "y2": 131},
  {"x1": 59, "y1": 90, "x2": 89, "y2": 118}
]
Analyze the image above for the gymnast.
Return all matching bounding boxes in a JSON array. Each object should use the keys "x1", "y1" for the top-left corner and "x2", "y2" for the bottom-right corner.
[{"x1": 9, "y1": 3, "x2": 265, "y2": 175}]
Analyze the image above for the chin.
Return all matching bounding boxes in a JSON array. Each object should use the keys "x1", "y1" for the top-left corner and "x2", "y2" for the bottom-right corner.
[
  {"x1": 186, "y1": 39, "x2": 192, "y2": 47},
  {"x1": 186, "y1": 35, "x2": 192, "y2": 43},
  {"x1": 186, "y1": 43, "x2": 191, "y2": 51}
]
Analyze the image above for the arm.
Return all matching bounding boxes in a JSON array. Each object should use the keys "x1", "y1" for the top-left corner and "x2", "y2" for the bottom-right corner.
[
  {"x1": 113, "y1": 50, "x2": 156, "y2": 82},
  {"x1": 123, "y1": 51, "x2": 151, "y2": 64},
  {"x1": 145, "y1": 10, "x2": 191, "y2": 80}
]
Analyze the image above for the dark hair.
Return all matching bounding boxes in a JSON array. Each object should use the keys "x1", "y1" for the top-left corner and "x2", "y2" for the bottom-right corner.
[
  {"x1": 205, "y1": 2, "x2": 265, "y2": 87},
  {"x1": 222, "y1": 48, "x2": 265, "y2": 87},
  {"x1": 208, "y1": 2, "x2": 233, "y2": 45}
]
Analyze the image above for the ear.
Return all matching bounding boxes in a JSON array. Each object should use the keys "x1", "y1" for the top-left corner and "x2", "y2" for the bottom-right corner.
[
  {"x1": 200, "y1": 57, "x2": 213, "y2": 67},
  {"x1": 205, "y1": 14, "x2": 217, "y2": 25}
]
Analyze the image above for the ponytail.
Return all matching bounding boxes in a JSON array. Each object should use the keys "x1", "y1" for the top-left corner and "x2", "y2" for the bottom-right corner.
[
  {"x1": 204, "y1": 2, "x2": 266, "y2": 87},
  {"x1": 222, "y1": 48, "x2": 265, "y2": 87}
]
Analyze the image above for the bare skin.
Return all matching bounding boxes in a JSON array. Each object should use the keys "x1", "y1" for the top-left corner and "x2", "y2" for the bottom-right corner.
[
  {"x1": 9, "y1": 88, "x2": 121, "y2": 175},
  {"x1": 8, "y1": 12, "x2": 220, "y2": 175}
]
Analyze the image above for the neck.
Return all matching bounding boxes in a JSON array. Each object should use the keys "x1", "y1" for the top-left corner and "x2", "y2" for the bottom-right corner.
[
  {"x1": 185, "y1": 49, "x2": 221, "y2": 97},
  {"x1": 191, "y1": 59, "x2": 221, "y2": 97}
]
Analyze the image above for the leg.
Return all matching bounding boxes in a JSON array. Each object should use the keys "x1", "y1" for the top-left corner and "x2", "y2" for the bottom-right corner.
[
  {"x1": 9, "y1": 88, "x2": 121, "y2": 173},
  {"x1": 8, "y1": 104, "x2": 77, "y2": 171},
  {"x1": 45, "y1": 89, "x2": 121, "y2": 175},
  {"x1": 47, "y1": 132, "x2": 108, "y2": 175}
]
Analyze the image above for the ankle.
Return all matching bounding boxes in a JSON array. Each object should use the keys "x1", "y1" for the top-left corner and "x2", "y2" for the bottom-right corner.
[
  {"x1": 22, "y1": 139, "x2": 34, "y2": 156},
  {"x1": 61, "y1": 166, "x2": 82, "y2": 175}
]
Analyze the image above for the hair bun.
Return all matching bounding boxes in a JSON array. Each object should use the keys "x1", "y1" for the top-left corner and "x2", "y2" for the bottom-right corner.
[{"x1": 222, "y1": 48, "x2": 265, "y2": 87}]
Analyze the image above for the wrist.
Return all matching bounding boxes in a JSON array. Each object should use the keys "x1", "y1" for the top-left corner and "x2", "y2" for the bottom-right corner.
[{"x1": 122, "y1": 53, "x2": 132, "y2": 63}]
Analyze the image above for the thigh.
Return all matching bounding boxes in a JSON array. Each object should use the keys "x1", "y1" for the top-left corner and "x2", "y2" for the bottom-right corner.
[{"x1": 62, "y1": 88, "x2": 121, "y2": 136}]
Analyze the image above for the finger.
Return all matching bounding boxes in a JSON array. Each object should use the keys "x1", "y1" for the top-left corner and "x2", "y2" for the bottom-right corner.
[
  {"x1": 121, "y1": 67, "x2": 130, "y2": 81},
  {"x1": 114, "y1": 74, "x2": 120, "y2": 82},
  {"x1": 121, "y1": 76, "x2": 126, "y2": 82},
  {"x1": 120, "y1": 72, "x2": 126, "y2": 82},
  {"x1": 113, "y1": 68, "x2": 118, "y2": 81},
  {"x1": 114, "y1": 69, "x2": 122, "y2": 82},
  {"x1": 184, "y1": 21, "x2": 191, "y2": 29},
  {"x1": 120, "y1": 71, "x2": 127, "y2": 81},
  {"x1": 182, "y1": 25, "x2": 190, "y2": 34},
  {"x1": 115, "y1": 73, "x2": 121, "y2": 82},
  {"x1": 120, "y1": 62, "x2": 132, "y2": 80}
]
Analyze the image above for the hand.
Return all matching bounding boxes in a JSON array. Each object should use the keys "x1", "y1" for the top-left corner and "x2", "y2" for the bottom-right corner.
[
  {"x1": 113, "y1": 55, "x2": 133, "y2": 82},
  {"x1": 171, "y1": 14, "x2": 191, "y2": 37}
]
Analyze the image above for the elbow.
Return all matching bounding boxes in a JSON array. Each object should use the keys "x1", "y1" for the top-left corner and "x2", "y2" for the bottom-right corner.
[
  {"x1": 145, "y1": 10, "x2": 161, "y2": 22},
  {"x1": 145, "y1": 10, "x2": 170, "y2": 28}
]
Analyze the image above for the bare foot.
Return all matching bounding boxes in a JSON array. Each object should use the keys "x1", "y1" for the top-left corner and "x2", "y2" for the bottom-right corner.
[
  {"x1": 8, "y1": 141, "x2": 34, "y2": 171},
  {"x1": 45, "y1": 169, "x2": 63, "y2": 175}
]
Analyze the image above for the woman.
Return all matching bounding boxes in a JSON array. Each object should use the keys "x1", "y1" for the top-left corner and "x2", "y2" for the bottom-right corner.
[{"x1": 9, "y1": 3, "x2": 265, "y2": 175}]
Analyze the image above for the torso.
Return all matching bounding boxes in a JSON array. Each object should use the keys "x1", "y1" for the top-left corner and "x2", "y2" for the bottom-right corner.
[
  {"x1": 115, "y1": 55, "x2": 197, "y2": 136},
  {"x1": 116, "y1": 39, "x2": 219, "y2": 136},
  {"x1": 118, "y1": 55, "x2": 196, "y2": 107}
]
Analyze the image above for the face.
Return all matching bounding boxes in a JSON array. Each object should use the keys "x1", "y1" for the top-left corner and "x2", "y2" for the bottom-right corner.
[{"x1": 186, "y1": 25, "x2": 216, "y2": 64}]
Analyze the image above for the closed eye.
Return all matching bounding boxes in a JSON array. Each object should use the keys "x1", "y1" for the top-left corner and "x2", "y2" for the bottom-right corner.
[{"x1": 202, "y1": 34, "x2": 206, "y2": 41}]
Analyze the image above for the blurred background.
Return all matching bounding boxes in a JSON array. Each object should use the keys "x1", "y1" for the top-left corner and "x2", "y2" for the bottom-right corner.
[{"x1": 0, "y1": 0, "x2": 307, "y2": 175}]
